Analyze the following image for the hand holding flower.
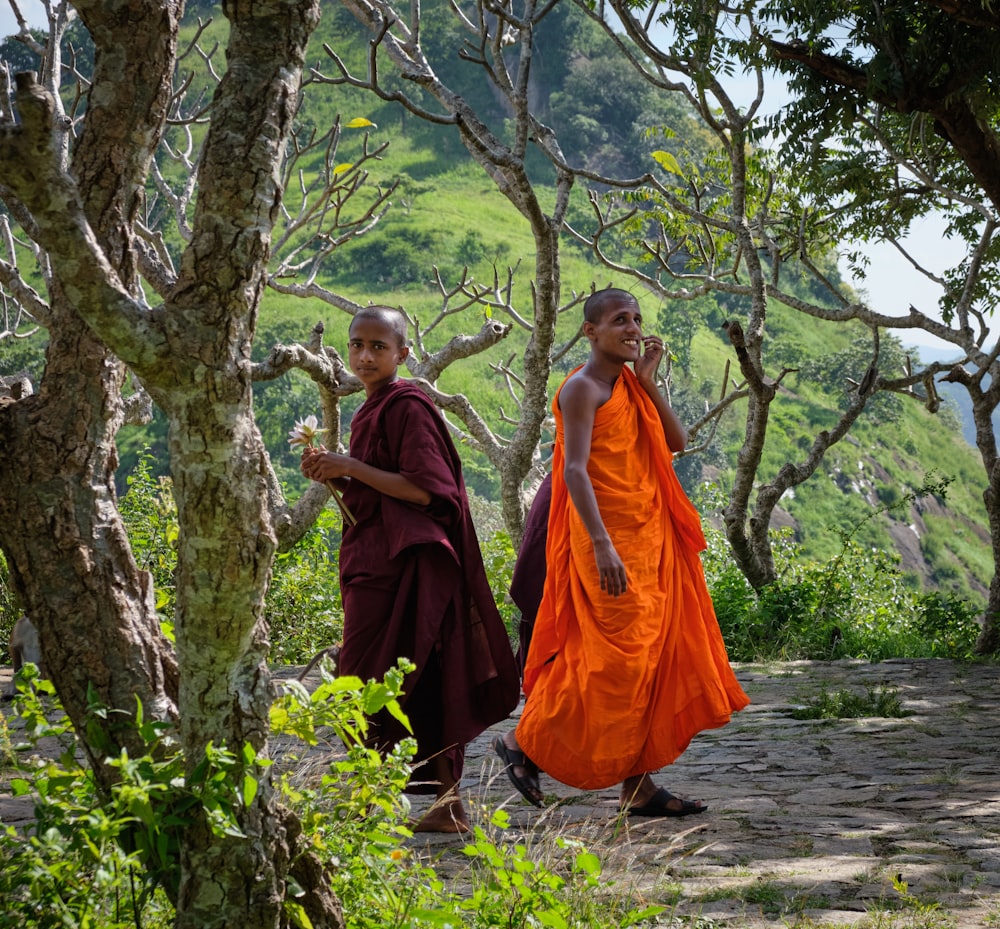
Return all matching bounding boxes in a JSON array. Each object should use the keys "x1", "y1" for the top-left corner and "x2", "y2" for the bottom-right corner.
[
  {"x1": 290, "y1": 415, "x2": 357, "y2": 526},
  {"x1": 301, "y1": 448, "x2": 353, "y2": 483}
]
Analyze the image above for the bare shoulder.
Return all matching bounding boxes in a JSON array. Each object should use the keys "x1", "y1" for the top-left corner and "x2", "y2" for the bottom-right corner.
[{"x1": 558, "y1": 369, "x2": 605, "y2": 415}]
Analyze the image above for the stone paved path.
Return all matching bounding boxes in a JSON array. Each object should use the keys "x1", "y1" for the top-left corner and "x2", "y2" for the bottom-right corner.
[
  {"x1": 3, "y1": 659, "x2": 998, "y2": 927},
  {"x1": 415, "y1": 659, "x2": 1000, "y2": 928}
]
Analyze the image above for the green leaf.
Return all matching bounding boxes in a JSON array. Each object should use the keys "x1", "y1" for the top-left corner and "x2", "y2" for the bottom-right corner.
[
  {"x1": 242, "y1": 773, "x2": 258, "y2": 808},
  {"x1": 574, "y1": 851, "x2": 601, "y2": 876},
  {"x1": 651, "y1": 149, "x2": 683, "y2": 175},
  {"x1": 285, "y1": 901, "x2": 315, "y2": 929},
  {"x1": 384, "y1": 698, "x2": 413, "y2": 734}
]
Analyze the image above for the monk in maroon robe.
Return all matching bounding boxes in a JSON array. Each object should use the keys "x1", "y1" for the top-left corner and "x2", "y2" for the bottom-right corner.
[{"x1": 302, "y1": 306, "x2": 520, "y2": 832}]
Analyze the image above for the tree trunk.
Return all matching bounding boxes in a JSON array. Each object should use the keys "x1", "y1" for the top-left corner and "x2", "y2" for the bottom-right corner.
[
  {"x1": 0, "y1": 0, "x2": 182, "y2": 779},
  {"x1": 0, "y1": 323, "x2": 178, "y2": 776},
  {"x1": 719, "y1": 125, "x2": 781, "y2": 590},
  {"x1": 0, "y1": 0, "x2": 346, "y2": 924},
  {"x1": 968, "y1": 387, "x2": 1000, "y2": 654}
]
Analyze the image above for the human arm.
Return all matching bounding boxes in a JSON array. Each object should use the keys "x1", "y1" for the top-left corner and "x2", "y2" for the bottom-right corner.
[
  {"x1": 634, "y1": 336, "x2": 687, "y2": 452},
  {"x1": 559, "y1": 375, "x2": 628, "y2": 597},
  {"x1": 300, "y1": 445, "x2": 432, "y2": 506}
]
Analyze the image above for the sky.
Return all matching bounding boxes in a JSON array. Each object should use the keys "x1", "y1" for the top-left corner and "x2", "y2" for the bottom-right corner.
[
  {"x1": 842, "y1": 225, "x2": 967, "y2": 356},
  {"x1": 0, "y1": 1, "x2": 42, "y2": 37},
  {"x1": 0, "y1": 3, "x2": 969, "y2": 355}
]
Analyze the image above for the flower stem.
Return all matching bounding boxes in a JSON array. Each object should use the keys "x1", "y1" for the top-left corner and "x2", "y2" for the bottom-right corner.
[{"x1": 325, "y1": 480, "x2": 357, "y2": 526}]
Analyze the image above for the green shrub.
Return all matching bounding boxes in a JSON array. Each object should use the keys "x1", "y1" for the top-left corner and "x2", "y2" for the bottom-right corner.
[
  {"x1": 338, "y1": 227, "x2": 439, "y2": 286},
  {"x1": 0, "y1": 676, "x2": 177, "y2": 927},
  {"x1": 914, "y1": 591, "x2": 982, "y2": 659},
  {"x1": 875, "y1": 484, "x2": 903, "y2": 507},
  {"x1": 119, "y1": 450, "x2": 178, "y2": 620},
  {"x1": 119, "y1": 452, "x2": 347, "y2": 664},
  {"x1": 266, "y1": 508, "x2": 345, "y2": 664},
  {"x1": 106, "y1": 455, "x2": 995, "y2": 668},
  {"x1": 1, "y1": 663, "x2": 664, "y2": 929},
  {"x1": 0, "y1": 551, "x2": 20, "y2": 656},
  {"x1": 0, "y1": 662, "x2": 417, "y2": 928},
  {"x1": 274, "y1": 659, "x2": 667, "y2": 929},
  {"x1": 704, "y1": 524, "x2": 982, "y2": 662},
  {"x1": 480, "y1": 528, "x2": 518, "y2": 643},
  {"x1": 699, "y1": 474, "x2": 984, "y2": 662}
]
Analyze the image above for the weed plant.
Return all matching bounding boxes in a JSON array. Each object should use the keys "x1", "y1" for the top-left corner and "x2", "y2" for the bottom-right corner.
[
  {"x1": 0, "y1": 711, "x2": 14, "y2": 768},
  {"x1": 0, "y1": 543, "x2": 22, "y2": 652},
  {"x1": 119, "y1": 452, "x2": 179, "y2": 618},
  {"x1": 266, "y1": 510, "x2": 345, "y2": 665},
  {"x1": 789, "y1": 686, "x2": 909, "y2": 720},
  {"x1": 0, "y1": 673, "x2": 177, "y2": 928},
  {"x1": 861, "y1": 876, "x2": 958, "y2": 929}
]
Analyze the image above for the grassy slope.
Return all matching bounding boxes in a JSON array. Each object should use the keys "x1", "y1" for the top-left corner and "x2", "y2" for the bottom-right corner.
[{"x1": 254, "y1": 110, "x2": 989, "y2": 602}]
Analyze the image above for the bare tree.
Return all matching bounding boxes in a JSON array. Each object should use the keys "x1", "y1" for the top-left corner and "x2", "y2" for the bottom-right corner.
[
  {"x1": 559, "y1": 0, "x2": 937, "y2": 592},
  {"x1": 319, "y1": 0, "x2": 597, "y2": 540},
  {"x1": 763, "y1": 0, "x2": 1000, "y2": 654},
  {"x1": 136, "y1": 6, "x2": 555, "y2": 544}
]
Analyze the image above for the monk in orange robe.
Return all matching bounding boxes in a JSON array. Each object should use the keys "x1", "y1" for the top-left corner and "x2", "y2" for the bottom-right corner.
[{"x1": 495, "y1": 288, "x2": 749, "y2": 816}]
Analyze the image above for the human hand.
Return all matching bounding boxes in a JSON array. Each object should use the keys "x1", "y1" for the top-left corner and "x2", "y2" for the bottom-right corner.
[
  {"x1": 633, "y1": 335, "x2": 665, "y2": 383},
  {"x1": 299, "y1": 444, "x2": 321, "y2": 481},
  {"x1": 301, "y1": 447, "x2": 353, "y2": 483},
  {"x1": 594, "y1": 539, "x2": 628, "y2": 597}
]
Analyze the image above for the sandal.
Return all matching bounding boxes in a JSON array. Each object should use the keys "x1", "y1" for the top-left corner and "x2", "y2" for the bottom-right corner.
[
  {"x1": 623, "y1": 787, "x2": 708, "y2": 817},
  {"x1": 493, "y1": 735, "x2": 544, "y2": 808}
]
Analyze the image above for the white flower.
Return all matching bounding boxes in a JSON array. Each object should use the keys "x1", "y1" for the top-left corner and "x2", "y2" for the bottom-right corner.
[{"x1": 288, "y1": 414, "x2": 328, "y2": 448}]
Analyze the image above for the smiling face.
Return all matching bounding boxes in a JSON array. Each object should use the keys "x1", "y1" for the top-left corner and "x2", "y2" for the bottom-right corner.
[
  {"x1": 583, "y1": 293, "x2": 643, "y2": 363},
  {"x1": 348, "y1": 310, "x2": 410, "y2": 396}
]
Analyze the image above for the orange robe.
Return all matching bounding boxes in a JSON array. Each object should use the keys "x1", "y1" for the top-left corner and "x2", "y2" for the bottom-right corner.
[{"x1": 517, "y1": 366, "x2": 749, "y2": 789}]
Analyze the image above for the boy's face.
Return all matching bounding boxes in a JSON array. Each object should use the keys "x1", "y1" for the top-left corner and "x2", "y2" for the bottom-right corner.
[
  {"x1": 584, "y1": 298, "x2": 643, "y2": 363},
  {"x1": 348, "y1": 314, "x2": 409, "y2": 396}
]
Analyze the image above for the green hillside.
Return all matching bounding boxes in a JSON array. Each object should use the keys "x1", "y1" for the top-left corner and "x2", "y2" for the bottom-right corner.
[{"x1": 240, "y1": 123, "x2": 989, "y2": 604}]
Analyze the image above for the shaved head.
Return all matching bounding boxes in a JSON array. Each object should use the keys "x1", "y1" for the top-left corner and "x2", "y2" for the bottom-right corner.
[
  {"x1": 583, "y1": 288, "x2": 638, "y2": 323},
  {"x1": 351, "y1": 305, "x2": 409, "y2": 347}
]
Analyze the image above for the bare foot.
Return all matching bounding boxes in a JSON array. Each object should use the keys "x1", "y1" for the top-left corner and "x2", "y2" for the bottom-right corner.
[{"x1": 411, "y1": 793, "x2": 471, "y2": 834}]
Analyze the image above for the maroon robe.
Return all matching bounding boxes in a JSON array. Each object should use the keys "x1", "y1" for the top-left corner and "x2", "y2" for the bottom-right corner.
[
  {"x1": 338, "y1": 379, "x2": 520, "y2": 788},
  {"x1": 509, "y1": 472, "x2": 552, "y2": 677}
]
